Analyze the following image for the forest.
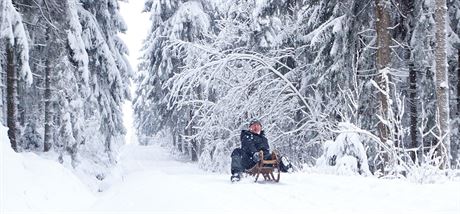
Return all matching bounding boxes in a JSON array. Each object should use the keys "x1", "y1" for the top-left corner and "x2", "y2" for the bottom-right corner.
[
  {"x1": 133, "y1": 0, "x2": 460, "y2": 175},
  {"x1": 1, "y1": 0, "x2": 460, "y2": 179}
]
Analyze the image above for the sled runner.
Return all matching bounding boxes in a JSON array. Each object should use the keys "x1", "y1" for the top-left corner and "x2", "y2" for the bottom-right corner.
[{"x1": 246, "y1": 150, "x2": 280, "y2": 182}]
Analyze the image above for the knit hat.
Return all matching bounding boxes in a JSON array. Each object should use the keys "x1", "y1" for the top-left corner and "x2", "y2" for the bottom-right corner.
[{"x1": 249, "y1": 119, "x2": 261, "y2": 127}]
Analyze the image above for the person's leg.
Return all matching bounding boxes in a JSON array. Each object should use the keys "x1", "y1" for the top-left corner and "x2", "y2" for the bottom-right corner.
[
  {"x1": 263, "y1": 152, "x2": 272, "y2": 160},
  {"x1": 230, "y1": 148, "x2": 245, "y2": 182},
  {"x1": 231, "y1": 148, "x2": 244, "y2": 174},
  {"x1": 241, "y1": 150, "x2": 257, "y2": 170}
]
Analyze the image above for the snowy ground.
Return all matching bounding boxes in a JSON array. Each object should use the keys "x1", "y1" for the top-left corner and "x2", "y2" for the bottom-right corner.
[
  {"x1": 87, "y1": 144, "x2": 460, "y2": 213},
  {"x1": 2, "y1": 125, "x2": 459, "y2": 214}
]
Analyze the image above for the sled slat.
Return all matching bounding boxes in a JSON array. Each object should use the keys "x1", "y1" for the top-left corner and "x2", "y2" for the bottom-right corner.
[{"x1": 246, "y1": 151, "x2": 280, "y2": 183}]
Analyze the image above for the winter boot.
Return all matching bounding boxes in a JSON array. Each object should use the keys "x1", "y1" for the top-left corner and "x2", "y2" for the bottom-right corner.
[
  {"x1": 230, "y1": 173, "x2": 241, "y2": 182},
  {"x1": 280, "y1": 156, "x2": 293, "y2": 172}
]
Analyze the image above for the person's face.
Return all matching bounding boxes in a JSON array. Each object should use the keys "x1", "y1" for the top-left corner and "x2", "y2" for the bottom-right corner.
[{"x1": 249, "y1": 123, "x2": 262, "y2": 134}]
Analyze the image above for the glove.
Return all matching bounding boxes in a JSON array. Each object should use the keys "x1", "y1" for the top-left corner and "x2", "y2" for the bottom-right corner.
[{"x1": 252, "y1": 152, "x2": 260, "y2": 162}]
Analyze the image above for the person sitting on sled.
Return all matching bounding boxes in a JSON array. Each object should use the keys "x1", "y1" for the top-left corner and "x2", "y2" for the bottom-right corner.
[{"x1": 230, "y1": 119, "x2": 292, "y2": 182}]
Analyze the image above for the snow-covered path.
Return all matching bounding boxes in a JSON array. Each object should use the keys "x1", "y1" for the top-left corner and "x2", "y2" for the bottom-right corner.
[
  {"x1": 2, "y1": 134, "x2": 459, "y2": 213},
  {"x1": 85, "y1": 144, "x2": 460, "y2": 213}
]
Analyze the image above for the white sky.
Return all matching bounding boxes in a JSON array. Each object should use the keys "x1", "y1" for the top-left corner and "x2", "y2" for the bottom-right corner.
[{"x1": 119, "y1": 0, "x2": 150, "y2": 145}]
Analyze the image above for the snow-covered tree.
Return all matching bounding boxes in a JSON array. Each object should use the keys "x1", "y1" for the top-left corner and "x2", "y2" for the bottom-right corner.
[
  {"x1": 1, "y1": 0, "x2": 131, "y2": 178},
  {"x1": 434, "y1": 0, "x2": 450, "y2": 168},
  {"x1": 0, "y1": 0, "x2": 32, "y2": 151},
  {"x1": 447, "y1": 0, "x2": 460, "y2": 167},
  {"x1": 134, "y1": 0, "x2": 211, "y2": 156},
  {"x1": 77, "y1": 0, "x2": 131, "y2": 169}
]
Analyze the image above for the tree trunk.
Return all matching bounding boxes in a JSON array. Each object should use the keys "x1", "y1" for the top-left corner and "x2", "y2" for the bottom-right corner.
[
  {"x1": 176, "y1": 129, "x2": 183, "y2": 152},
  {"x1": 401, "y1": 0, "x2": 418, "y2": 163},
  {"x1": 106, "y1": 133, "x2": 114, "y2": 164},
  {"x1": 44, "y1": 30, "x2": 52, "y2": 152},
  {"x1": 375, "y1": 0, "x2": 391, "y2": 144},
  {"x1": 409, "y1": 62, "x2": 417, "y2": 162},
  {"x1": 172, "y1": 127, "x2": 177, "y2": 148},
  {"x1": 434, "y1": 0, "x2": 450, "y2": 169},
  {"x1": 375, "y1": 0, "x2": 392, "y2": 173},
  {"x1": 457, "y1": 48, "x2": 460, "y2": 117},
  {"x1": 189, "y1": 109, "x2": 198, "y2": 162},
  {"x1": 6, "y1": 41, "x2": 18, "y2": 152},
  {"x1": 185, "y1": 21, "x2": 198, "y2": 162},
  {"x1": 455, "y1": 47, "x2": 460, "y2": 166}
]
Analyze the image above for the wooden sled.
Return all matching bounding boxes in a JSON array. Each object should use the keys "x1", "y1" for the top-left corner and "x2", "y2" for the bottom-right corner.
[{"x1": 246, "y1": 150, "x2": 280, "y2": 182}]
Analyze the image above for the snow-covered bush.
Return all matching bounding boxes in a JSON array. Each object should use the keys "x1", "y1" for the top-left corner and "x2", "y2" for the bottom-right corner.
[
  {"x1": 198, "y1": 139, "x2": 231, "y2": 173},
  {"x1": 316, "y1": 123, "x2": 371, "y2": 176},
  {"x1": 406, "y1": 153, "x2": 460, "y2": 184},
  {"x1": 407, "y1": 163, "x2": 448, "y2": 184}
]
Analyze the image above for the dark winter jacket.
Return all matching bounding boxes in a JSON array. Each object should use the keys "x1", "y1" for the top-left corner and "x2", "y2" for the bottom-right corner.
[{"x1": 240, "y1": 130, "x2": 271, "y2": 164}]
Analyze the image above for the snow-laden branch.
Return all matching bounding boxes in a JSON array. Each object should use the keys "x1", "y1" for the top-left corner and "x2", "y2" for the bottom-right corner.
[
  {"x1": 0, "y1": 0, "x2": 32, "y2": 85},
  {"x1": 167, "y1": 40, "x2": 312, "y2": 114}
]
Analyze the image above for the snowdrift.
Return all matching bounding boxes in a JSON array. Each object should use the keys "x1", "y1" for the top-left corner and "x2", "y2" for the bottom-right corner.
[{"x1": 0, "y1": 126, "x2": 94, "y2": 212}]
